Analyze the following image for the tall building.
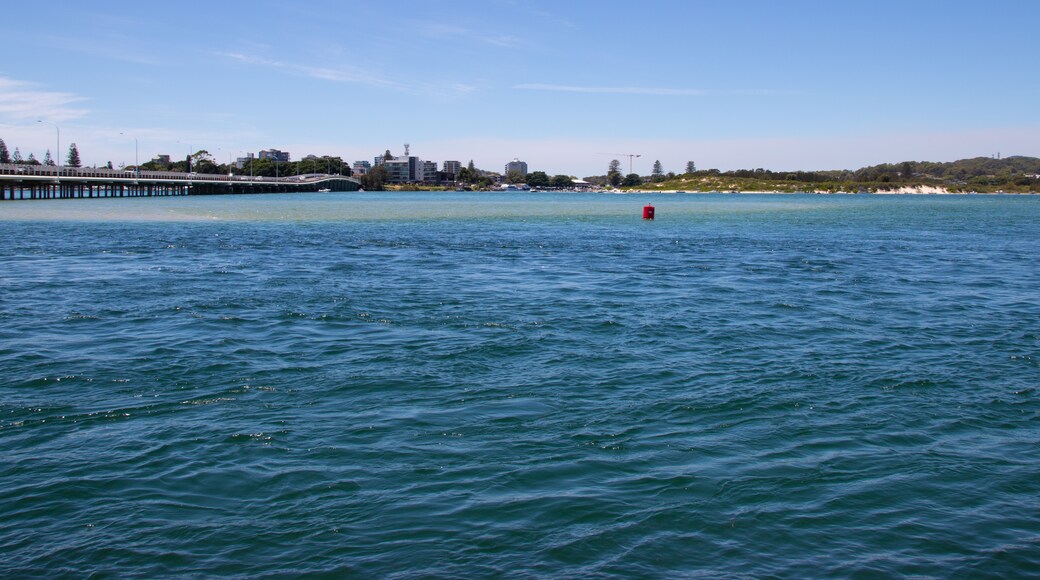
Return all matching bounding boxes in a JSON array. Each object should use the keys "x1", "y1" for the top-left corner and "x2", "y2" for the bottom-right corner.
[
  {"x1": 443, "y1": 160, "x2": 461, "y2": 176},
  {"x1": 505, "y1": 158, "x2": 528, "y2": 176},
  {"x1": 382, "y1": 156, "x2": 420, "y2": 183},
  {"x1": 235, "y1": 152, "x2": 255, "y2": 169},
  {"x1": 259, "y1": 149, "x2": 290, "y2": 162},
  {"x1": 422, "y1": 160, "x2": 437, "y2": 180}
]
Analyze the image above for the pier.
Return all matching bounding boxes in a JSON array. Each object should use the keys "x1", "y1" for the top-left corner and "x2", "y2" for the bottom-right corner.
[{"x1": 0, "y1": 164, "x2": 361, "y2": 200}]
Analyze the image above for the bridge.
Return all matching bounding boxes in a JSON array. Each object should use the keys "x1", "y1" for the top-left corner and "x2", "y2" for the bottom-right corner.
[{"x1": 0, "y1": 164, "x2": 362, "y2": 200}]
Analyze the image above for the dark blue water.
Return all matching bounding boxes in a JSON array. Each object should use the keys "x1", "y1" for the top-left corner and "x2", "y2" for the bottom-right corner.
[{"x1": 2, "y1": 192, "x2": 1038, "y2": 577}]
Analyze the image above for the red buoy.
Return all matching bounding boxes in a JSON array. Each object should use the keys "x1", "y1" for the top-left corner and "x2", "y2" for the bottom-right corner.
[{"x1": 643, "y1": 203, "x2": 655, "y2": 220}]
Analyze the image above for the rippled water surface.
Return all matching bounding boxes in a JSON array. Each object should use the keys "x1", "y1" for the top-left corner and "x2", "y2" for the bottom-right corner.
[{"x1": 2, "y1": 192, "x2": 1038, "y2": 576}]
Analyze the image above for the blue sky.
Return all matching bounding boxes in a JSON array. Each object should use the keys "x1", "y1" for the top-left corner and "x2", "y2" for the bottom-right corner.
[{"x1": 1, "y1": 0, "x2": 1037, "y2": 176}]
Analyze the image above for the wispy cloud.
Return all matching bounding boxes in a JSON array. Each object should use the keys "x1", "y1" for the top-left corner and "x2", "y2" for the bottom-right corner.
[
  {"x1": 412, "y1": 21, "x2": 522, "y2": 48},
  {"x1": 219, "y1": 51, "x2": 472, "y2": 97},
  {"x1": 515, "y1": 84, "x2": 709, "y2": 96},
  {"x1": 0, "y1": 77, "x2": 90, "y2": 122},
  {"x1": 515, "y1": 84, "x2": 800, "y2": 97}
]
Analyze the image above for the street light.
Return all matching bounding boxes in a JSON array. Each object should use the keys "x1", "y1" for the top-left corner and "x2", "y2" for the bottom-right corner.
[
  {"x1": 120, "y1": 132, "x2": 139, "y2": 177},
  {"x1": 238, "y1": 151, "x2": 253, "y2": 179},
  {"x1": 37, "y1": 120, "x2": 59, "y2": 173},
  {"x1": 177, "y1": 141, "x2": 193, "y2": 173}
]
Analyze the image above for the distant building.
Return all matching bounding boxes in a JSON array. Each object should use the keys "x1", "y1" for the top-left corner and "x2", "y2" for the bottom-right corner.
[
  {"x1": 153, "y1": 154, "x2": 171, "y2": 164},
  {"x1": 443, "y1": 160, "x2": 461, "y2": 176},
  {"x1": 235, "y1": 153, "x2": 255, "y2": 169},
  {"x1": 422, "y1": 161, "x2": 437, "y2": 180},
  {"x1": 352, "y1": 160, "x2": 371, "y2": 175},
  {"x1": 259, "y1": 149, "x2": 290, "y2": 162},
  {"x1": 505, "y1": 158, "x2": 528, "y2": 176},
  {"x1": 382, "y1": 156, "x2": 421, "y2": 183}
]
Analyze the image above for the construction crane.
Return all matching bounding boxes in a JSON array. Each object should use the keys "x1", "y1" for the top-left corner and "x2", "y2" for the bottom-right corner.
[{"x1": 613, "y1": 153, "x2": 642, "y2": 174}]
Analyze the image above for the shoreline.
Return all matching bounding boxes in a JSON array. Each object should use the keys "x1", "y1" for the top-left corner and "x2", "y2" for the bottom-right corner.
[{"x1": 616, "y1": 188, "x2": 1037, "y2": 195}]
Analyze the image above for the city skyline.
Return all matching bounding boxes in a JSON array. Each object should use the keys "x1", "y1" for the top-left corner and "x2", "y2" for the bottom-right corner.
[{"x1": 1, "y1": 0, "x2": 1038, "y2": 177}]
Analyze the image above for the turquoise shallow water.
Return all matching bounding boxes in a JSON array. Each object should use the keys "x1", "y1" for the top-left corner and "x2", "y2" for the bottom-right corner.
[{"x1": 1, "y1": 192, "x2": 1039, "y2": 576}]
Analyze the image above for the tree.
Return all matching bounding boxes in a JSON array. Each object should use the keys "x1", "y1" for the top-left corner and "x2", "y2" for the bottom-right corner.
[
  {"x1": 900, "y1": 161, "x2": 915, "y2": 178},
  {"x1": 505, "y1": 169, "x2": 525, "y2": 184},
  {"x1": 360, "y1": 165, "x2": 387, "y2": 191},
  {"x1": 106, "y1": 161, "x2": 113, "y2": 170},
  {"x1": 651, "y1": 160, "x2": 664, "y2": 182},
  {"x1": 525, "y1": 171, "x2": 550, "y2": 187},
  {"x1": 607, "y1": 159, "x2": 622, "y2": 186},
  {"x1": 622, "y1": 173, "x2": 642, "y2": 187},
  {"x1": 467, "y1": 159, "x2": 476, "y2": 172},
  {"x1": 550, "y1": 174, "x2": 573, "y2": 188},
  {"x1": 13, "y1": 148, "x2": 23, "y2": 163},
  {"x1": 66, "y1": 143, "x2": 81, "y2": 167},
  {"x1": 27, "y1": 152, "x2": 39, "y2": 165},
  {"x1": 383, "y1": 149, "x2": 393, "y2": 161},
  {"x1": 0, "y1": 138, "x2": 10, "y2": 164},
  {"x1": 44, "y1": 149, "x2": 55, "y2": 166},
  {"x1": 685, "y1": 161, "x2": 696, "y2": 174}
]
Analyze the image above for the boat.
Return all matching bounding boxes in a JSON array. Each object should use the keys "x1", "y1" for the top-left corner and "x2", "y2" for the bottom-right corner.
[{"x1": 318, "y1": 188, "x2": 331, "y2": 192}]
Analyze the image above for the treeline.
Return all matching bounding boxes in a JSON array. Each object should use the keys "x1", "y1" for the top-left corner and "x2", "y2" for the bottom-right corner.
[
  {"x1": 514, "y1": 171, "x2": 576, "y2": 188},
  {"x1": 139, "y1": 152, "x2": 353, "y2": 178},
  {"x1": 628, "y1": 156, "x2": 1040, "y2": 190},
  {"x1": 852, "y1": 156, "x2": 1040, "y2": 187},
  {"x1": 0, "y1": 138, "x2": 83, "y2": 167}
]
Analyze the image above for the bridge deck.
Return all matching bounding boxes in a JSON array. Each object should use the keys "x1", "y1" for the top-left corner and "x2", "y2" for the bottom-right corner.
[{"x1": 0, "y1": 164, "x2": 361, "y2": 200}]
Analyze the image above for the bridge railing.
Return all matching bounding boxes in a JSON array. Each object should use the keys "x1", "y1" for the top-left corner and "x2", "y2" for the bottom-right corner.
[{"x1": 0, "y1": 163, "x2": 357, "y2": 184}]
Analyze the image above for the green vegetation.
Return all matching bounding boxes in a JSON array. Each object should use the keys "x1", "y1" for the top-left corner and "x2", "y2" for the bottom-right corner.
[
  {"x1": 456, "y1": 163, "x2": 495, "y2": 189},
  {"x1": 619, "y1": 156, "x2": 1040, "y2": 193},
  {"x1": 357, "y1": 165, "x2": 387, "y2": 191},
  {"x1": 137, "y1": 151, "x2": 352, "y2": 179},
  {"x1": 522, "y1": 171, "x2": 575, "y2": 189},
  {"x1": 0, "y1": 133, "x2": 1033, "y2": 194},
  {"x1": 66, "y1": 143, "x2": 81, "y2": 168},
  {"x1": 607, "y1": 159, "x2": 622, "y2": 187}
]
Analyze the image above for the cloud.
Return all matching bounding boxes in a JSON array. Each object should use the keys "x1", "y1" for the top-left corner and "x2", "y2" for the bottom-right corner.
[
  {"x1": 219, "y1": 51, "x2": 472, "y2": 97},
  {"x1": 0, "y1": 77, "x2": 90, "y2": 122},
  {"x1": 515, "y1": 83, "x2": 709, "y2": 96},
  {"x1": 412, "y1": 21, "x2": 522, "y2": 48},
  {"x1": 514, "y1": 84, "x2": 801, "y2": 97}
]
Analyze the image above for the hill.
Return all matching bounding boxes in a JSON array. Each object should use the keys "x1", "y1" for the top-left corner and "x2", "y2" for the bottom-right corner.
[{"x1": 622, "y1": 156, "x2": 1040, "y2": 193}]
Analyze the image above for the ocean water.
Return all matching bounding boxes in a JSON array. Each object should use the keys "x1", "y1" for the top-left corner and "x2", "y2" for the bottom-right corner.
[{"x1": 1, "y1": 192, "x2": 1038, "y2": 577}]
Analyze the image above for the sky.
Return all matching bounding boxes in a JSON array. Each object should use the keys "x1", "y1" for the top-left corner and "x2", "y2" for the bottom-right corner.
[{"x1": 1, "y1": 0, "x2": 1038, "y2": 177}]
